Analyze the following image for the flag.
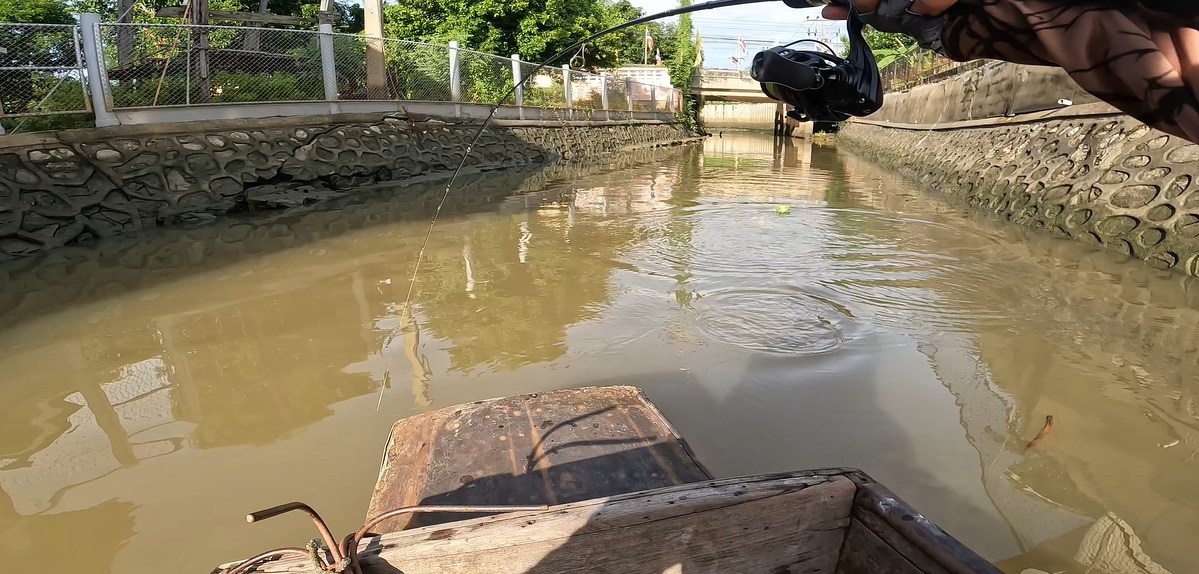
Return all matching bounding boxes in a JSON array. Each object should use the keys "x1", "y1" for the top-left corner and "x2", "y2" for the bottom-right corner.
[
  {"x1": 693, "y1": 34, "x2": 703, "y2": 67},
  {"x1": 647, "y1": 33, "x2": 655, "y2": 52},
  {"x1": 738, "y1": 35, "x2": 747, "y2": 56},
  {"x1": 655, "y1": 48, "x2": 662, "y2": 66}
]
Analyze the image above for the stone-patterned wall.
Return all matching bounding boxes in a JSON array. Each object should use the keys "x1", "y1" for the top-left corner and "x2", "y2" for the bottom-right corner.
[
  {"x1": 0, "y1": 115, "x2": 690, "y2": 261},
  {"x1": 841, "y1": 117, "x2": 1199, "y2": 276}
]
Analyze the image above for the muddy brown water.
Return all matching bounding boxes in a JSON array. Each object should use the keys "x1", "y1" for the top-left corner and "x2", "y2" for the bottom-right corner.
[{"x1": 2, "y1": 133, "x2": 1198, "y2": 574}]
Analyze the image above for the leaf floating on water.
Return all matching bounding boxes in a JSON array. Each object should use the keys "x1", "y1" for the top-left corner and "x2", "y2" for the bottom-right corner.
[{"x1": 773, "y1": 205, "x2": 791, "y2": 215}]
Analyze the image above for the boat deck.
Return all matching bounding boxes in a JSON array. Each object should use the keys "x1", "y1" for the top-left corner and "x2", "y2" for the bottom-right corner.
[{"x1": 367, "y1": 386, "x2": 712, "y2": 532}]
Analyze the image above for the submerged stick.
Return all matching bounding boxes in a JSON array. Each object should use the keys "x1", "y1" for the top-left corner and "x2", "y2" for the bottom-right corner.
[{"x1": 1025, "y1": 415, "x2": 1054, "y2": 451}]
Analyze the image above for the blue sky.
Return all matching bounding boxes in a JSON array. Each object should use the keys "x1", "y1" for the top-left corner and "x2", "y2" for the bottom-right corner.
[{"x1": 627, "y1": 0, "x2": 842, "y2": 70}]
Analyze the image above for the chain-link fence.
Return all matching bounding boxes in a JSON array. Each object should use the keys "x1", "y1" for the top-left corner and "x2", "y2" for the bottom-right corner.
[
  {"x1": 605, "y1": 73, "x2": 629, "y2": 111},
  {"x1": 524, "y1": 61, "x2": 567, "y2": 109},
  {"x1": 99, "y1": 22, "x2": 325, "y2": 108},
  {"x1": 3, "y1": 18, "x2": 679, "y2": 133},
  {"x1": 571, "y1": 69, "x2": 603, "y2": 111},
  {"x1": 458, "y1": 47, "x2": 515, "y2": 105},
  {"x1": 881, "y1": 49, "x2": 984, "y2": 93},
  {"x1": 329, "y1": 35, "x2": 454, "y2": 101},
  {"x1": 0, "y1": 23, "x2": 89, "y2": 133}
]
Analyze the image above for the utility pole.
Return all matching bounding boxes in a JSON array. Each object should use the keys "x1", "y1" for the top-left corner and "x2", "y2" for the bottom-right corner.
[
  {"x1": 116, "y1": 0, "x2": 134, "y2": 67},
  {"x1": 192, "y1": 0, "x2": 211, "y2": 103},
  {"x1": 364, "y1": 0, "x2": 387, "y2": 98}
]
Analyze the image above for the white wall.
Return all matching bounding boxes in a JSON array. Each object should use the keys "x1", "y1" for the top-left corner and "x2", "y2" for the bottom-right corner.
[{"x1": 700, "y1": 103, "x2": 777, "y2": 129}]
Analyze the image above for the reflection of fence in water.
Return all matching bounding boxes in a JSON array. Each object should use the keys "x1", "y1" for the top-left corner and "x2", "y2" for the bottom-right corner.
[{"x1": 0, "y1": 354, "x2": 184, "y2": 516}]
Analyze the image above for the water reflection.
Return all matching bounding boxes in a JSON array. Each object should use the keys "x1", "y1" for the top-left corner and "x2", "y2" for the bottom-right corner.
[{"x1": 0, "y1": 133, "x2": 1197, "y2": 574}]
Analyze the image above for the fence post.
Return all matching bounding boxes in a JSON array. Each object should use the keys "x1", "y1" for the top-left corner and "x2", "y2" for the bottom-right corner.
[
  {"x1": 79, "y1": 14, "x2": 118, "y2": 127},
  {"x1": 511, "y1": 53, "x2": 523, "y2": 120},
  {"x1": 600, "y1": 72, "x2": 610, "y2": 121},
  {"x1": 318, "y1": 23, "x2": 341, "y2": 114},
  {"x1": 561, "y1": 64, "x2": 572, "y2": 120},
  {"x1": 449, "y1": 40, "x2": 462, "y2": 117},
  {"x1": 626, "y1": 77, "x2": 633, "y2": 116}
]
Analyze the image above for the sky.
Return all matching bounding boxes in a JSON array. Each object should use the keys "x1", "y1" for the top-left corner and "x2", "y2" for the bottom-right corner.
[{"x1": 627, "y1": 0, "x2": 843, "y2": 70}]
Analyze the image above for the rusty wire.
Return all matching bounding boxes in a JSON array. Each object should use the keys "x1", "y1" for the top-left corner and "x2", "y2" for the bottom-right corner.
[
  {"x1": 227, "y1": 502, "x2": 547, "y2": 574},
  {"x1": 245, "y1": 502, "x2": 344, "y2": 567},
  {"x1": 224, "y1": 547, "x2": 313, "y2": 574}
]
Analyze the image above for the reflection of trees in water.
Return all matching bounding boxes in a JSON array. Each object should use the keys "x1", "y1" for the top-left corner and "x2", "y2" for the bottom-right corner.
[
  {"x1": 411, "y1": 209, "x2": 633, "y2": 374},
  {"x1": 0, "y1": 487, "x2": 135, "y2": 574},
  {"x1": 164, "y1": 278, "x2": 376, "y2": 448},
  {"x1": 667, "y1": 147, "x2": 702, "y2": 310},
  {"x1": 409, "y1": 150, "x2": 703, "y2": 374}
]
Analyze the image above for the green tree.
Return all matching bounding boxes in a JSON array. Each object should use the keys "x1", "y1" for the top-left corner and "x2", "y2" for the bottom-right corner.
[
  {"x1": 667, "y1": 0, "x2": 700, "y2": 129},
  {"x1": 0, "y1": 0, "x2": 81, "y2": 131},
  {"x1": 843, "y1": 27, "x2": 917, "y2": 69},
  {"x1": 586, "y1": 0, "x2": 675, "y2": 69},
  {"x1": 383, "y1": 0, "x2": 668, "y2": 70},
  {"x1": 0, "y1": 0, "x2": 72, "y2": 23}
]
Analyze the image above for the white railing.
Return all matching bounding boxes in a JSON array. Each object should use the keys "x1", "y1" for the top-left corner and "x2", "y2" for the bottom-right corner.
[{"x1": 0, "y1": 15, "x2": 679, "y2": 134}]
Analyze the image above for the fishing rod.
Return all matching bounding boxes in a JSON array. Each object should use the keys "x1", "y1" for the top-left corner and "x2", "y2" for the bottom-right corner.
[{"x1": 377, "y1": 0, "x2": 881, "y2": 409}]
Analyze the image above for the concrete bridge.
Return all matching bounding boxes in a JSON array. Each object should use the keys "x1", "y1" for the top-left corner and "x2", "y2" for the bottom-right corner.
[
  {"x1": 691, "y1": 68, "x2": 813, "y2": 136},
  {"x1": 690, "y1": 69, "x2": 771, "y2": 103}
]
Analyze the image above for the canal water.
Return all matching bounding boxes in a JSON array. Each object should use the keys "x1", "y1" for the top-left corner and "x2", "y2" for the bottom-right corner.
[{"x1": 2, "y1": 133, "x2": 1197, "y2": 574}]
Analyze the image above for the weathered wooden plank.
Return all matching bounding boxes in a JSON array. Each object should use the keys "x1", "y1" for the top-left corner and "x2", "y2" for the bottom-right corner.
[
  {"x1": 847, "y1": 474, "x2": 1001, "y2": 574},
  {"x1": 836, "y1": 519, "x2": 923, "y2": 574},
  {"x1": 367, "y1": 386, "x2": 712, "y2": 532},
  {"x1": 243, "y1": 472, "x2": 855, "y2": 574}
]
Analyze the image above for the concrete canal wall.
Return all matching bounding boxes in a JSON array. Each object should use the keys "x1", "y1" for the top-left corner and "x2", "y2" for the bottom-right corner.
[
  {"x1": 701, "y1": 103, "x2": 777, "y2": 130},
  {"x1": 841, "y1": 61, "x2": 1199, "y2": 276},
  {"x1": 0, "y1": 113, "x2": 691, "y2": 262}
]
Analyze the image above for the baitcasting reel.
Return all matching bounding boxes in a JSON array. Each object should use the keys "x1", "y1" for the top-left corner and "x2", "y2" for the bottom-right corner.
[{"x1": 749, "y1": 0, "x2": 882, "y2": 123}]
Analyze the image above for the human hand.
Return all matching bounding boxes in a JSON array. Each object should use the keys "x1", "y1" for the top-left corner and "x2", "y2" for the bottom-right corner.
[
  {"x1": 821, "y1": 0, "x2": 958, "y2": 20},
  {"x1": 822, "y1": 0, "x2": 958, "y2": 51}
]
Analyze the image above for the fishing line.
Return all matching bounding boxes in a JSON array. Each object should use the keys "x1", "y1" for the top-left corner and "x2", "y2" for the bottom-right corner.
[{"x1": 375, "y1": 0, "x2": 784, "y2": 410}]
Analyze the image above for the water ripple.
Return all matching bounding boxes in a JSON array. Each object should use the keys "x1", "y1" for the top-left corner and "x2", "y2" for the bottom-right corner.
[{"x1": 693, "y1": 285, "x2": 860, "y2": 355}]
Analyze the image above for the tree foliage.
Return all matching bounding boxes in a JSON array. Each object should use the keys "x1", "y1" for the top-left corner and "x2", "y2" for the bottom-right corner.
[
  {"x1": 384, "y1": 0, "x2": 676, "y2": 70},
  {"x1": 0, "y1": 0, "x2": 80, "y2": 131},
  {"x1": 862, "y1": 28, "x2": 917, "y2": 69},
  {"x1": 0, "y1": 0, "x2": 73, "y2": 24},
  {"x1": 667, "y1": 0, "x2": 700, "y2": 130},
  {"x1": 843, "y1": 27, "x2": 918, "y2": 70}
]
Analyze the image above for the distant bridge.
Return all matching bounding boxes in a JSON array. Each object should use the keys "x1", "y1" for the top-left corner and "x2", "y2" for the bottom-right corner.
[
  {"x1": 690, "y1": 69, "x2": 771, "y2": 103},
  {"x1": 690, "y1": 68, "x2": 814, "y2": 136}
]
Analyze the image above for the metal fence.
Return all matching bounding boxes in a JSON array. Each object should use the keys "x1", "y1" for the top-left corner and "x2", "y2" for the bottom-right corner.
[
  {"x1": 880, "y1": 49, "x2": 985, "y2": 93},
  {"x1": 0, "y1": 23, "x2": 90, "y2": 133},
  {"x1": 98, "y1": 22, "x2": 327, "y2": 108},
  {"x1": 0, "y1": 17, "x2": 677, "y2": 134}
]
